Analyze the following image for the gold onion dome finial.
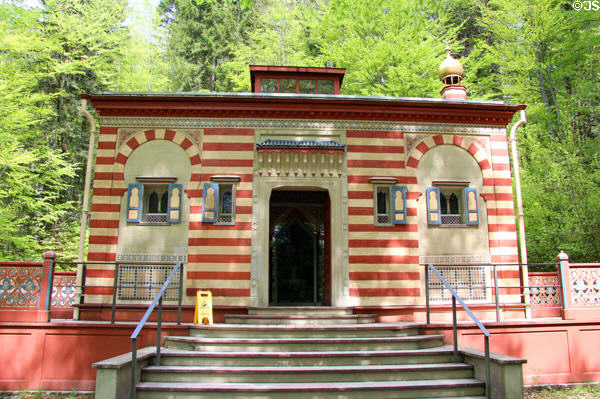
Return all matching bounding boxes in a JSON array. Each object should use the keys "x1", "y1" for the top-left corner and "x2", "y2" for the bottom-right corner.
[{"x1": 438, "y1": 43, "x2": 464, "y2": 84}]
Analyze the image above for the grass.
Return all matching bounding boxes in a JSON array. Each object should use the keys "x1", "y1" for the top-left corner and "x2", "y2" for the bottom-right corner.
[{"x1": 525, "y1": 384, "x2": 600, "y2": 398}]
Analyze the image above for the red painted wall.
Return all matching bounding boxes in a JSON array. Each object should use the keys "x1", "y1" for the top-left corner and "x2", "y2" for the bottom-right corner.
[
  {"x1": 423, "y1": 320, "x2": 600, "y2": 385},
  {"x1": 0, "y1": 322, "x2": 189, "y2": 391}
]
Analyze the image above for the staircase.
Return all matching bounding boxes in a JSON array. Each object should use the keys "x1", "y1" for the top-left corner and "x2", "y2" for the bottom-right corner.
[{"x1": 131, "y1": 307, "x2": 486, "y2": 398}]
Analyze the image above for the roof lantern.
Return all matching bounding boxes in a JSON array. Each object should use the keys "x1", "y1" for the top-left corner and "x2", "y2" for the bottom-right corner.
[
  {"x1": 438, "y1": 43, "x2": 467, "y2": 100},
  {"x1": 249, "y1": 65, "x2": 346, "y2": 95}
]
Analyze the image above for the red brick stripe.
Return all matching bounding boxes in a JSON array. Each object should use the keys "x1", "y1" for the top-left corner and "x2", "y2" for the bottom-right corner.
[
  {"x1": 188, "y1": 254, "x2": 251, "y2": 263},
  {"x1": 204, "y1": 128, "x2": 254, "y2": 136},
  {"x1": 349, "y1": 255, "x2": 419, "y2": 264},
  {"x1": 346, "y1": 130, "x2": 403, "y2": 139},
  {"x1": 349, "y1": 239, "x2": 418, "y2": 248},
  {"x1": 348, "y1": 160, "x2": 404, "y2": 168},
  {"x1": 346, "y1": 145, "x2": 404, "y2": 153},
  {"x1": 203, "y1": 143, "x2": 254, "y2": 151},
  {"x1": 349, "y1": 224, "x2": 419, "y2": 232},
  {"x1": 98, "y1": 142, "x2": 116, "y2": 149},
  {"x1": 349, "y1": 288, "x2": 419, "y2": 297},
  {"x1": 349, "y1": 272, "x2": 420, "y2": 280},
  {"x1": 186, "y1": 288, "x2": 250, "y2": 297},
  {"x1": 188, "y1": 271, "x2": 251, "y2": 280},
  {"x1": 188, "y1": 238, "x2": 252, "y2": 246},
  {"x1": 189, "y1": 222, "x2": 252, "y2": 231},
  {"x1": 202, "y1": 159, "x2": 253, "y2": 167}
]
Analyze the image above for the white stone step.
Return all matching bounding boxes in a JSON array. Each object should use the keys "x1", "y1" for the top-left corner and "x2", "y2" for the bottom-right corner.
[
  {"x1": 224, "y1": 313, "x2": 377, "y2": 325},
  {"x1": 247, "y1": 306, "x2": 354, "y2": 316},
  {"x1": 158, "y1": 346, "x2": 458, "y2": 367},
  {"x1": 189, "y1": 322, "x2": 420, "y2": 338},
  {"x1": 164, "y1": 334, "x2": 445, "y2": 352},
  {"x1": 141, "y1": 362, "x2": 475, "y2": 383},
  {"x1": 136, "y1": 379, "x2": 485, "y2": 398}
]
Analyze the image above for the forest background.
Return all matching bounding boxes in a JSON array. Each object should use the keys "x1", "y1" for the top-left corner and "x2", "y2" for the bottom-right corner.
[{"x1": 0, "y1": 0, "x2": 599, "y2": 265}]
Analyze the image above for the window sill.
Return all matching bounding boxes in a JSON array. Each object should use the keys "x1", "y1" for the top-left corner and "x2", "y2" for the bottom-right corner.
[
  {"x1": 136, "y1": 222, "x2": 171, "y2": 226},
  {"x1": 435, "y1": 224, "x2": 475, "y2": 228}
]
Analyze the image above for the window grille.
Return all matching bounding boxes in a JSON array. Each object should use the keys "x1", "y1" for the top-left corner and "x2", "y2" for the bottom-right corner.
[
  {"x1": 142, "y1": 213, "x2": 168, "y2": 223},
  {"x1": 218, "y1": 214, "x2": 233, "y2": 224},
  {"x1": 118, "y1": 264, "x2": 180, "y2": 302},
  {"x1": 377, "y1": 215, "x2": 390, "y2": 224},
  {"x1": 429, "y1": 265, "x2": 487, "y2": 302},
  {"x1": 441, "y1": 214, "x2": 462, "y2": 225}
]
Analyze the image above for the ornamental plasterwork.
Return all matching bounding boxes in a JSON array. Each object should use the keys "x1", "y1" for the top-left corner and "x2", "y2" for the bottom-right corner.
[
  {"x1": 117, "y1": 129, "x2": 138, "y2": 148},
  {"x1": 101, "y1": 117, "x2": 505, "y2": 136},
  {"x1": 570, "y1": 267, "x2": 600, "y2": 306},
  {"x1": 256, "y1": 150, "x2": 343, "y2": 178},
  {"x1": 419, "y1": 254, "x2": 492, "y2": 265},
  {"x1": 405, "y1": 134, "x2": 429, "y2": 155}
]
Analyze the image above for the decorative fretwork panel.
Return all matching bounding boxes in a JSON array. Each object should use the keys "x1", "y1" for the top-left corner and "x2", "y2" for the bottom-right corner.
[
  {"x1": 142, "y1": 214, "x2": 168, "y2": 223},
  {"x1": 116, "y1": 253, "x2": 187, "y2": 263},
  {"x1": 51, "y1": 273, "x2": 77, "y2": 309},
  {"x1": 429, "y1": 265, "x2": 487, "y2": 302},
  {"x1": 118, "y1": 264, "x2": 180, "y2": 302},
  {"x1": 0, "y1": 266, "x2": 42, "y2": 307},
  {"x1": 570, "y1": 267, "x2": 600, "y2": 306},
  {"x1": 441, "y1": 214, "x2": 462, "y2": 225},
  {"x1": 257, "y1": 151, "x2": 343, "y2": 178},
  {"x1": 528, "y1": 273, "x2": 560, "y2": 307}
]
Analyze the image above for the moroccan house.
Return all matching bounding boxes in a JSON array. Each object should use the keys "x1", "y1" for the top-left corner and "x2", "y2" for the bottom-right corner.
[{"x1": 79, "y1": 49, "x2": 525, "y2": 321}]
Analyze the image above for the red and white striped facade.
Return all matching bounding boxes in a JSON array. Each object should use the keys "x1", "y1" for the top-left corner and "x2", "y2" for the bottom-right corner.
[{"x1": 82, "y1": 90, "x2": 524, "y2": 319}]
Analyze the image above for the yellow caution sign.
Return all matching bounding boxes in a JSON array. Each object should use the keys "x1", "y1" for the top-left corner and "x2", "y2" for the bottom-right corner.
[{"x1": 193, "y1": 290, "x2": 213, "y2": 326}]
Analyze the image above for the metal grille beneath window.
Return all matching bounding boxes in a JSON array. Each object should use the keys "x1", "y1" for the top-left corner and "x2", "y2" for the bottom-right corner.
[
  {"x1": 217, "y1": 214, "x2": 233, "y2": 224},
  {"x1": 142, "y1": 214, "x2": 168, "y2": 223},
  {"x1": 118, "y1": 264, "x2": 180, "y2": 301},
  {"x1": 441, "y1": 214, "x2": 462, "y2": 225},
  {"x1": 377, "y1": 215, "x2": 390, "y2": 224},
  {"x1": 429, "y1": 265, "x2": 487, "y2": 302}
]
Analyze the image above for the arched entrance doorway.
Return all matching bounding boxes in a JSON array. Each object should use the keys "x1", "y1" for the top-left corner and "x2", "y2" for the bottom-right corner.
[{"x1": 269, "y1": 189, "x2": 331, "y2": 306}]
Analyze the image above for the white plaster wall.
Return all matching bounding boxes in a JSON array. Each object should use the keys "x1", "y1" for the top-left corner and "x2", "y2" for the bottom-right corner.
[
  {"x1": 117, "y1": 140, "x2": 191, "y2": 255},
  {"x1": 416, "y1": 145, "x2": 490, "y2": 256}
]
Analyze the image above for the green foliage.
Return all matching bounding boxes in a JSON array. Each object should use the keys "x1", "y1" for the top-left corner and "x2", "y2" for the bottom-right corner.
[
  {"x1": 2, "y1": 0, "x2": 599, "y2": 264},
  {"x1": 464, "y1": 0, "x2": 600, "y2": 262},
  {"x1": 0, "y1": 0, "x2": 130, "y2": 261},
  {"x1": 159, "y1": 0, "x2": 258, "y2": 91}
]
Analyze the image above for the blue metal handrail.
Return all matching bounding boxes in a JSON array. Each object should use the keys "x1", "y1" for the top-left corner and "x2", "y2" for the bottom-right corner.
[
  {"x1": 425, "y1": 263, "x2": 491, "y2": 399},
  {"x1": 129, "y1": 261, "x2": 184, "y2": 399}
]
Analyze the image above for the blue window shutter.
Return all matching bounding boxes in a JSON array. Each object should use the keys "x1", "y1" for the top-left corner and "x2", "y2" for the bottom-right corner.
[
  {"x1": 126, "y1": 183, "x2": 143, "y2": 223},
  {"x1": 465, "y1": 187, "x2": 479, "y2": 225},
  {"x1": 167, "y1": 184, "x2": 182, "y2": 223},
  {"x1": 391, "y1": 186, "x2": 407, "y2": 224},
  {"x1": 202, "y1": 183, "x2": 219, "y2": 223},
  {"x1": 426, "y1": 187, "x2": 441, "y2": 225}
]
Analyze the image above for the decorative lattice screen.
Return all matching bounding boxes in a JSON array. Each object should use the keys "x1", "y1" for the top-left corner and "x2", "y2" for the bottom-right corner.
[
  {"x1": 429, "y1": 265, "x2": 488, "y2": 302},
  {"x1": 118, "y1": 264, "x2": 180, "y2": 302}
]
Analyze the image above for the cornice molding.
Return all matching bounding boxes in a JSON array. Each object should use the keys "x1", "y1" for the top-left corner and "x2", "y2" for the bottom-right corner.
[
  {"x1": 84, "y1": 94, "x2": 525, "y2": 127},
  {"x1": 99, "y1": 117, "x2": 507, "y2": 136}
]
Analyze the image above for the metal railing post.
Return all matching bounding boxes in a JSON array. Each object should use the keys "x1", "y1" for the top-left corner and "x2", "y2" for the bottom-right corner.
[
  {"x1": 427, "y1": 264, "x2": 492, "y2": 396},
  {"x1": 177, "y1": 263, "x2": 184, "y2": 325},
  {"x1": 156, "y1": 296, "x2": 163, "y2": 366},
  {"x1": 425, "y1": 265, "x2": 430, "y2": 324},
  {"x1": 111, "y1": 262, "x2": 119, "y2": 323},
  {"x1": 493, "y1": 264, "x2": 501, "y2": 322},
  {"x1": 452, "y1": 296, "x2": 458, "y2": 363},
  {"x1": 485, "y1": 335, "x2": 491, "y2": 398},
  {"x1": 130, "y1": 337, "x2": 137, "y2": 399}
]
